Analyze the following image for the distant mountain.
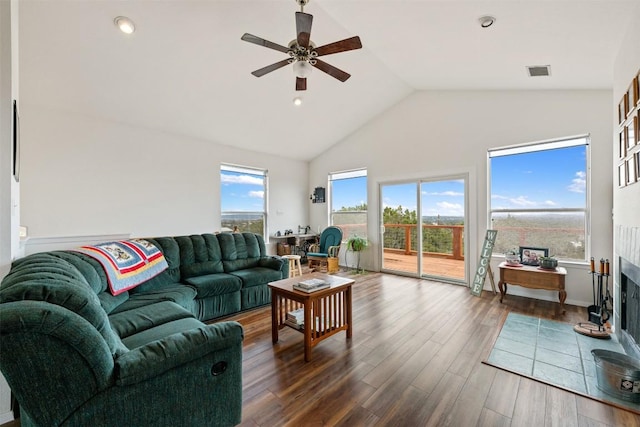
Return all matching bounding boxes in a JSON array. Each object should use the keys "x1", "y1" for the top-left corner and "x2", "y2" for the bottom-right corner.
[{"x1": 422, "y1": 216, "x2": 464, "y2": 225}]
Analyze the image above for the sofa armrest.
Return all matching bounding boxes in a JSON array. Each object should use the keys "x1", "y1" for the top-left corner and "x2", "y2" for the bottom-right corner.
[
  {"x1": 259, "y1": 256, "x2": 285, "y2": 271},
  {"x1": 115, "y1": 321, "x2": 243, "y2": 386}
]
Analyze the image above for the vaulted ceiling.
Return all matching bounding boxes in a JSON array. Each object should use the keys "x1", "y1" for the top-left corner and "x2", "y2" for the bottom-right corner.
[{"x1": 19, "y1": 0, "x2": 638, "y2": 161}]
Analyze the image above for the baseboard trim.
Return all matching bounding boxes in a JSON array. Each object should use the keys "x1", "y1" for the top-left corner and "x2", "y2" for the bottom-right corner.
[{"x1": 0, "y1": 410, "x2": 15, "y2": 424}]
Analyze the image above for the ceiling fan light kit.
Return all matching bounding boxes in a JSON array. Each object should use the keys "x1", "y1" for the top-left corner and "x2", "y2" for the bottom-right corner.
[{"x1": 241, "y1": 0, "x2": 362, "y2": 91}]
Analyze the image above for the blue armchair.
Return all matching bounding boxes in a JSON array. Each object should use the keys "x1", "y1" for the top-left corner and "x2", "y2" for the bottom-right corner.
[{"x1": 307, "y1": 226, "x2": 343, "y2": 272}]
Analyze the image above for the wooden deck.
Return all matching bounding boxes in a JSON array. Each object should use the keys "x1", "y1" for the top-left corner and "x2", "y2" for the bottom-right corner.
[{"x1": 383, "y1": 250, "x2": 466, "y2": 280}]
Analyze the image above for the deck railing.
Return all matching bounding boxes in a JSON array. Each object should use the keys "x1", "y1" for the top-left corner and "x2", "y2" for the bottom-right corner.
[{"x1": 337, "y1": 223, "x2": 464, "y2": 261}]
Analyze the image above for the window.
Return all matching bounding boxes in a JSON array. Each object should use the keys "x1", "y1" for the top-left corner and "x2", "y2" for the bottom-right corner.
[
  {"x1": 489, "y1": 136, "x2": 589, "y2": 261},
  {"x1": 330, "y1": 169, "x2": 367, "y2": 240},
  {"x1": 220, "y1": 164, "x2": 267, "y2": 237}
]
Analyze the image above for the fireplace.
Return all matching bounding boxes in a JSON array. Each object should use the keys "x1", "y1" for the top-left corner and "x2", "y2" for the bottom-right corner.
[{"x1": 620, "y1": 257, "x2": 640, "y2": 360}]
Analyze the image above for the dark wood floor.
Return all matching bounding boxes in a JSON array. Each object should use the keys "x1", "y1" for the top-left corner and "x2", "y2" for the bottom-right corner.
[
  {"x1": 227, "y1": 271, "x2": 640, "y2": 427},
  {"x1": 3, "y1": 271, "x2": 639, "y2": 426}
]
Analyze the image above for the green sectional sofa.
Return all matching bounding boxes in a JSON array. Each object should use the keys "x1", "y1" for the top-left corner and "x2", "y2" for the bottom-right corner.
[{"x1": 0, "y1": 232, "x2": 286, "y2": 426}]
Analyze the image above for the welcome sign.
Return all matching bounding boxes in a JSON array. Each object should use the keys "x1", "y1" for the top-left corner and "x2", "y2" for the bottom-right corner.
[{"x1": 471, "y1": 229, "x2": 497, "y2": 297}]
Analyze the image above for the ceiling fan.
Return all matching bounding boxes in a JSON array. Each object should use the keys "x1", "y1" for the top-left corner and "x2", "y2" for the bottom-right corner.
[{"x1": 241, "y1": 0, "x2": 362, "y2": 91}]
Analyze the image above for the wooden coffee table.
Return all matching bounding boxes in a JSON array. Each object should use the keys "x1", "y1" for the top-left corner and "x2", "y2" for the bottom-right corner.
[{"x1": 268, "y1": 273, "x2": 354, "y2": 362}]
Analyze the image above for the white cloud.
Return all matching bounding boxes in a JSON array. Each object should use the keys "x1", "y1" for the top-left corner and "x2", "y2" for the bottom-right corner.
[
  {"x1": 491, "y1": 194, "x2": 509, "y2": 200},
  {"x1": 509, "y1": 196, "x2": 537, "y2": 207},
  {"x1": 422, "y1": 191, "x2": 464, "y2": 196},
  {"x1": 249, "y1": 191, "x2": 264, "y2": 199},
  {"x1": 543, "y1": 200, "x2": 557, "y2": 206},
  {"x1": 221, "y1": 174, "x2": 264, "y2": 186},
  {"x1": 568, "y1": 171, "x2": 586, "y2": 193},
  {"x1": 435, "y1": 202, "x2": 464, "y2": 216}
]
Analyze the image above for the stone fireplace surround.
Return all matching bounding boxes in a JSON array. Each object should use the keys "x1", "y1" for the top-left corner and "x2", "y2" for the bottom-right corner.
[{"x1": 615, "y1": 225, "x2": 640, "y2": 359}]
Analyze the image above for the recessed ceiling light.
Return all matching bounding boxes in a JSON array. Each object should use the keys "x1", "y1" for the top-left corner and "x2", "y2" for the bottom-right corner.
[
  {"x1": 293, "y1": 97, "x2": 303, "y2": 106},
  {"x1": 478, "y1": 16, "x2": 496, "y2": 28},
  {"x1": 114, "y1": 16, "x2": 135, "y2": 34}
]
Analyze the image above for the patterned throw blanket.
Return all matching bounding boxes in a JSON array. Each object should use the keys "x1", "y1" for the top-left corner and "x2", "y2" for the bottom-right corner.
[{"x1": 74, "y1": 239, "x2": 168, "y2": 295}]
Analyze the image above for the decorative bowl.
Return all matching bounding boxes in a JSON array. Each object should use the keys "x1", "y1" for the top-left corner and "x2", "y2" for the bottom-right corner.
[{"x1": 539, "y1": 258, "x2": 558, "y2": 269}]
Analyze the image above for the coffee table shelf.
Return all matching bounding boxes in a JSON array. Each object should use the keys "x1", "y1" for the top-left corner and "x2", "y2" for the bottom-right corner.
[{"x1": 269, "y1": 273, "x2": 354, "y2": 362}]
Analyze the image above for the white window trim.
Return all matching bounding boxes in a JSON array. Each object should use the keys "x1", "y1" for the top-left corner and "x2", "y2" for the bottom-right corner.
[{"x1": 487, "y1": 135, "x2": 591, "y2": 261}]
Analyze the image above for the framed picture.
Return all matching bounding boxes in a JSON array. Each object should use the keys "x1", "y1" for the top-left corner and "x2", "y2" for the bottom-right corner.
[
  {"x1": 619, "y1": 95, "x2": 627, "y2": 125},
  {"x1": 627, "y1": 118, "x2": 637, "y2": 149},
  {"x1": 627, "y1": 82, "x2": 636, "y2": 116},
  {"x1": 519, "y1": 246, "x2": 549, "y2": 266},
  {"x1": 637, "y1": 71, "x2": 640, "y2": 106},
  {"x1": 628, "y1": 156, "x2": 637, "y2": 185},
  {"x1": 619, "y1": 163, "x2": 627, "y2": 187},
  {"x1": 620, "y1": 129, "x2": 627, "y2": 159},
  {"x1": 12, "y1": 100, "x2": 19, "y2": 182}
]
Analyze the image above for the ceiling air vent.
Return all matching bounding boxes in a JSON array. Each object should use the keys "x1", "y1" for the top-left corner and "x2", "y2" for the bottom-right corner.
[{"x1": 526, "y1": 65, "x2": 551, "y2": 77}]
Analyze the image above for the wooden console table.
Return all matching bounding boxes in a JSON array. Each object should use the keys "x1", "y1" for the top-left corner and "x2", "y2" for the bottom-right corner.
[
  {"x1": 498, "y1": 261, "x2": 567, "y2": 312},
  {"x1": 269, "y1": 273, "x2": 354, "y2": 362}
]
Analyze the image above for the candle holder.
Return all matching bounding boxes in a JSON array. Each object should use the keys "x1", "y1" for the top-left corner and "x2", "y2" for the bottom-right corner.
[{"x1": 574, "y1": 257, "x2": 611, "y2": 339}]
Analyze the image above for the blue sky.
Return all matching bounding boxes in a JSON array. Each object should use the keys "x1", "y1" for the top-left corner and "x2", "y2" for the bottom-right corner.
[
  {"x1": 221, "y1": 145, "x2": 586, "y2": 213},
  {"x1": 490, "y1": 145, "x2": 586, "y2": 209},
  {"x1": 220, "y1": 170, "x2": 265, "y2": 212},
  {"x1": 381, "y1": 180, "x2": 466, "y2": 217}
]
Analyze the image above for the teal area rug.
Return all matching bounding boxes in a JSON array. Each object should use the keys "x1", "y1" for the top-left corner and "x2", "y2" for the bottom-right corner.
[{"x1": 483, "y1": 312, "x2": 640, "y2": 414}]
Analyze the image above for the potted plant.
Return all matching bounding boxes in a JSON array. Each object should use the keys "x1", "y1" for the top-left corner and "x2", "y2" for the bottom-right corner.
[
  {"x1": 539, "y1": 256, "x2": 558, "y2": 270},
  {"x1": 505, "y1": 248, "x2": 520, "y2": 266},
  {"x1": 346, "y1": 235, "x2": 368, "y2": 273}
]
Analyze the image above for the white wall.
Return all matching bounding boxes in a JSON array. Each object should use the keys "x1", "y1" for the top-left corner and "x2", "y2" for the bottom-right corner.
[
  {"x1": 0, "y1": 0, "x2": 20, "y2": 422},
  {"x1": 310, "y1": 90, "x2": 613, "y2": 307},
  {"x1": 20, "y1": 104, "x2": 309, "y2": 249}
]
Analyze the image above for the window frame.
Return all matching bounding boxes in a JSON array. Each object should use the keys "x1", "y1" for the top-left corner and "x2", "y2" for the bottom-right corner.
[
  {"x1": 220, "y1": 163, "x2": 268, "y2": 237},
  {"x1": 487, "y1": 135, "x2": 591, "y2": 262}
]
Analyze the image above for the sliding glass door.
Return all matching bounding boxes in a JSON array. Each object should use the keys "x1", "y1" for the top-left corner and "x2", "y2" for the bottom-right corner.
[
  {"x1": 420, "y1": 179, "x2": 466, "y2": 282},
  {"x1": 380, "y1": 182, "x2": 419, "y2": 274},
  {"x1": 380, "y1": 176, "x2": 467, "y2": 283}
]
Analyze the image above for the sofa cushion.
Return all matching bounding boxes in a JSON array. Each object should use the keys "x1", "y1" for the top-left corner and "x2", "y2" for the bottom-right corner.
[
  {"x1": 98, "y1": 291, "x2": 129, "y2": 314},
  {"x1": 114, "y1": 283, "x2": 197, "y2": 313},
  {"x1": 230, "y1": 267, "x2": 283, "y2": 288},
  {"x1": 183, "y1": 273, "x2": 242, "y2": 298},
  {"x1": 132, "y1": 237, "x2": 182, "y2": 292},
  {"x1": 120, "y1": 317, "x2": 205, "y2": 350},
  {"x1": 175, "y1": 234, "x2": 224, "y2": 278},
  {"x1": 108, "y1": 301, "x2": 195, "y2": 338},
  {"x1": 50, "y1": 251, "x2": 108, "y2": 293}
]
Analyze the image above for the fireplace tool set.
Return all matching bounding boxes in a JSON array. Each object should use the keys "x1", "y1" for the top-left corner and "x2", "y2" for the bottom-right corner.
[{"x1": 574, "y1": 257, "x2": 612, "y2": 339}]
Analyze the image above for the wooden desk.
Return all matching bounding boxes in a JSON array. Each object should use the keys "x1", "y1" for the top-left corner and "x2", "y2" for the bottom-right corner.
[
  {"x1": 269, "y1": 273, "x2": 354, "y2": 362},
  {"x1": 272, "y1": 234, "x2": 318, "y2": 260},
  {"x1": 498, "y1": 261, "x2": 567, "y2": 312}
]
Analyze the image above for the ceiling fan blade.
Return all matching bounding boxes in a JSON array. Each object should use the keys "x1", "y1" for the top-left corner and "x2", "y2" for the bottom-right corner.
[
  {"x1": 241, "y1": 33, "x2": 290, "y2": 54},
  {"x1": 312, "y1": 59, "x2": 351, "y2": 82},
  {"x1": 296, "y1": 77, "x2": 307, "y2": 91},
  {"x1": 251, "y1": 59, "x2": 291, "y2": 77},
  {"x1": 314, "y1": 36, "x2": 363, "y2": 57},
  {"x1": 295, "y1": 12, "x2": 313, "y2": 49}
]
